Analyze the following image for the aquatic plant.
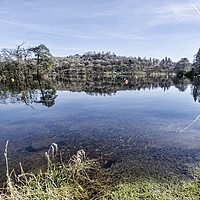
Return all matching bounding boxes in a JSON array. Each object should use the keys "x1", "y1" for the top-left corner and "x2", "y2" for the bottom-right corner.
[
  {"x1": 0, "y1": 141, "x2": 105, "y2": 199},
  {"x1": 1, "y1": 140, "x2": 200, "y2": 199}
]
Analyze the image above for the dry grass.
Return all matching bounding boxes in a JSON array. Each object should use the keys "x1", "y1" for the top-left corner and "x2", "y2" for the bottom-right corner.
[
  {"x1": 0, "y1": 141, "x2": 106, "y2": 200},
  {"x1": 1, "y1": 141, "x2": 200, "y2": 200}
]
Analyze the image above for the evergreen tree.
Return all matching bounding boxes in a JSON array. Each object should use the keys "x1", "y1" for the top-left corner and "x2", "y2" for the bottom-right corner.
[
  {"x1": 29, "y1": 44, "x2": 53, "y2": 72},
  {"x1": 174, "y1": 58, "x2": 191, "y2": 73},
  {"x1": 196, "y1": 48, "x2": 200, "y2": 63},
  {"x1": 193, "y1": 48, "x2": 200, "y2": 74}
]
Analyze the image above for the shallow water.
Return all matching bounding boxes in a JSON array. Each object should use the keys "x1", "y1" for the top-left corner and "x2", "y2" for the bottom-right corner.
[{"x1": 1, "y1": 76, "x2": 200, "y2": 184}]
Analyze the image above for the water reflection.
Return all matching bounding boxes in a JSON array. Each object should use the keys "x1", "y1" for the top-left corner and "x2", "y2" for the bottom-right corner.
[
  {"x1": 0, "y1": 73, "x2": 199, "y2": 106},
  {"x1": 0, "y1": 77, "x2": 57, "y2": 107},
  {"x1": 1, "y1": 72, "x2": 200, "y2": 186},
  {"x1": 191, "y1": 78, "x2": 200, "y2": 103}
]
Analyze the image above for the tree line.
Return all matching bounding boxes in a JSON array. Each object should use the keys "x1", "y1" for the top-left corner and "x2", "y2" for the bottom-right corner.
[
  {"x1": 1, "y1": 44, "x2": 200, "y2": 78},
  {"x1": 0, "y1": 44, "x2": 55, "y2": 107},
  {"x1": 0, "y1": 43, "x2": 53, "y2": 82},
  {"x1": 51, "y1": 51, "x2": 194, "y2": 77}
]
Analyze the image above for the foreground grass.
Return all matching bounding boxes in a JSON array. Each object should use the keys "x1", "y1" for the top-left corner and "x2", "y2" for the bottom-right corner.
[
  {"x1": 1, "y1": 141, "x2": 200, "y2": 199},
  {"x1": 0, "y1": 142, "x2": 105, "y2": 199},
  {"x1": 104, "y1": 175, "x2": 200, "y2": 200}
]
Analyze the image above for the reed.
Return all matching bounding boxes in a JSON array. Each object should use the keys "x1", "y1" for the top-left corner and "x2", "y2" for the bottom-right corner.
[
  {"x1": 1, "y1": 141, "x2": 200, "y2": 199},
  {"x1": 0, "y1": 141, "x2": 106, "y2": 200}
]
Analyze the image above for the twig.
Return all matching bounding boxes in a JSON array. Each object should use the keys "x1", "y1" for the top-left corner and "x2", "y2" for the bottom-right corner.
[
  {"x1": 4, "y1": 140, "x2": 14, "y2": 197},
  {"x1": 180, "y1": 115, "x2": 200, "y2": 133}
]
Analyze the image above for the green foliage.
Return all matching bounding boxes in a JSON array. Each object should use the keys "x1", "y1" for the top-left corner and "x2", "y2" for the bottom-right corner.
[
  {"x1": 195, "y1": 48, "x2": 200, "y2": 63},
  {"x1": 175, "y1": 58, "x2": 191, "y2": 74},
  {"x1": 29, "y1": 44, "x2": 54, "y2": 72},
  {"x1": 37, "y1": 81, "x2": 57, "y2": 107},
  {"x1": 0, "y1": 68, "x2": 58, "y2": 107},
  {"x1": 1, "y1": 143, "x2": 104, "y2": 200},
  {"x1": 1, "y1": 141, "x2": 200, "y2": 199},
  {"x1": 0, "y1": 43, "x2": 54, "y2": 76},
  {"x1": 192, "y1": 48, "x2": 200, "y2": 75},
  {"x1": 105, "y1": 174, "x2": 200, "y2": 200}
]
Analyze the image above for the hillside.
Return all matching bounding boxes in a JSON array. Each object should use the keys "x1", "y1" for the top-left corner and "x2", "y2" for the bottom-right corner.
[{"x1": 51, "y1": 52, "x2": 191, "y2": 76}]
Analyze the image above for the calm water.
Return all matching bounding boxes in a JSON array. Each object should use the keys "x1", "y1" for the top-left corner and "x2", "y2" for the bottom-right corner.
[{"x1": 1, "y1": 76, "x2": 200, "y2": 184}]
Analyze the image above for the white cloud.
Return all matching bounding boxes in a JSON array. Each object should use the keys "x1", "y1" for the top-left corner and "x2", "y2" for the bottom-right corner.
[
  {"x1": 155, "y1": 2, "x2": 200, "y2": 23},
  {"x1": 105, "y1": 31, "x2": 145, "y2": 41},
  {"x1": 0, "y1": 0, "x2": 199, "y2": 61},
  {"x1": 0, "y1": 19, "x2": 25, "y2": 26}
]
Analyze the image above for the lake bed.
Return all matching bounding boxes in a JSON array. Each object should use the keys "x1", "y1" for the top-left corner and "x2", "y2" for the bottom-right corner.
[{"x1": 1, "y1": 76, "x2": 200, "y2": 185}]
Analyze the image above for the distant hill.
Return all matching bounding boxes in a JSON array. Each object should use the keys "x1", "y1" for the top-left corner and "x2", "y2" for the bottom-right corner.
[{"x1": 52, "y1": 52, "x2": 192, "y2": 76}]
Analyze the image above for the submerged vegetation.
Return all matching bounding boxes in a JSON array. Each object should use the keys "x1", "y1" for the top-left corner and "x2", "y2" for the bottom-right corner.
[
  {"x1": 1, "y1": 141, "x2": 200, "y2": 199},
  {"x1": 106, "y1": 176, "x2": 200, "y2": 200},
  {"x1": 1, "y1": 44, "x2": 200, "y2": 199},
  {"x1": 1, "y1": 141, "x2": 105, "y2": 199}
]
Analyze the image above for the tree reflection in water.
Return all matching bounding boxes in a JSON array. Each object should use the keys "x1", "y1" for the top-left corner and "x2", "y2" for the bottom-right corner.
[
  {"x1": 0, "y1": 76, "x2": 57, "y2": 108},
  {"x1": 1, "y1": 71, "x2": 200, "y2": 106},
  {"x1": 191, "y1": 78, "x2": 200, "y2": 103}
]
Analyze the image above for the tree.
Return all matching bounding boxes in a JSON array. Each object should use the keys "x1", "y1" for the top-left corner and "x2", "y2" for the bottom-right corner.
[
  {"x1": 193, "y1": 48, "x2": 200, "y2": 74},
  {"x1": 195, "y1": 48, "x2": 200, "y2": 63},
  {"x1": 29, "y1": 44, "x2": 53, "y2": 72},
  {"x1": 174, "y1": 58, "x2": 191, "y2": 73},
  {"x1": 0, "y1": 48, "x2": 15, "y2": 62},
  {"x1": 0, "y1": 42, "x2": 30, "y2": 64}
]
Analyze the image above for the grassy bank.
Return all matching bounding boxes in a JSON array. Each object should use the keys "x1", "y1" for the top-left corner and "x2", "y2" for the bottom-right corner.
[
  {"x1": 1, "y1": 141, "x2": 200, "y2": 199},
  {"x1": 104, "y1": 176, "x2": 200, "y2": 200}
]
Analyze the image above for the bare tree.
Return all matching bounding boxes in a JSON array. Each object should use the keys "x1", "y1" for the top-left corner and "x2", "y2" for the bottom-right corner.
[{"x1": 0, "y1": 42, "x2": 31, "y2": 64}]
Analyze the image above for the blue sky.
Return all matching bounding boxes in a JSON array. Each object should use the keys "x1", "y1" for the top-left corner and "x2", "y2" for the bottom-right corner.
[{"x1": 0, "y1": 0, "x2": 200, "y2": 61}]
